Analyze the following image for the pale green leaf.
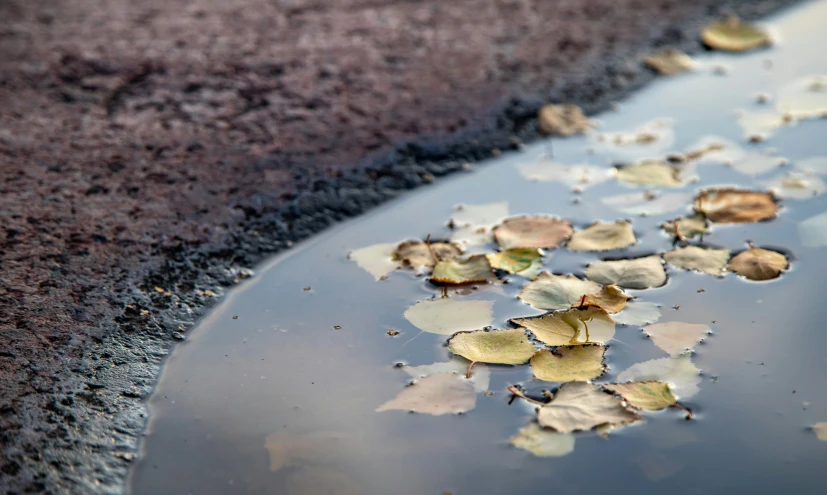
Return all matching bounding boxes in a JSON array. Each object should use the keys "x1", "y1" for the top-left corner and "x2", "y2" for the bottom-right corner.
[
  {"x1": 512, "y1": 307, "x2": 615, "y2": 346},
  {"x1": 605, "y1": 382, "x2": 677, "y2": 411},
  {"x1": 530, "y1": 346, "x2": 606, "y2": 382},
  {"x1": 518, "y1": 273, "x2": 602, "y2": 311},
  {"x1": 663, "y1": 246, "x2": 731, "y2": 276},
  {"x1": 568, "y1": 221, "x2": 637, "y2": 252},
  {"x1": 486, "y1": 248, "x2": 544, "y2": 279},
  {"x1": 586, "y1": 255, "x2": 667, "y2": 290},
  {"x1": 403, "y1": 299, "x2": 494, "y2": 336},
  {"x1": 616, "y1": 161, "x2": 682, "y2": 187},
  {"x1": 431, "y1": 255, "x2": 494, "y2": 284},
  {"x1": 617, "y1": 355, "x2": 701, "y2": 398},
  {"x1": 447, "y1": 328, "x2": 536, "y2": 365},
  {"x1": 662, "y1": 214, "x2": 708, "y2": 240},
  {"x1": 701, "y1": 17, "x2": 771, "y2": 52}
]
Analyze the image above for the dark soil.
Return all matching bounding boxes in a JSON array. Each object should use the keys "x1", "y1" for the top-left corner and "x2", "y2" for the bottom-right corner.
[{"x1": 0, "y1": 0, "x2": 798, "y2": 493}]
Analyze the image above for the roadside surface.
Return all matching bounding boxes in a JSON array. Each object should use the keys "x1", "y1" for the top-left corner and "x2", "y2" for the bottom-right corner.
[{"x1": 0, "y1": 0, "x2": 798, "y2": 493}]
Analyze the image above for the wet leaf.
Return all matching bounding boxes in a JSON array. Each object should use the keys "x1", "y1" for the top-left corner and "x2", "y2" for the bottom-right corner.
[
  {"x1": 510, "y1": 423, "x2": 575, "y2": 457},
  {"x1": 798, "y1": 210, "x2": 827, "y2": 248},
  {"x1": 284, "y1": 467, "x2": 363, "y2": 495},
  {"x1": 644, "y1": 322, "x2": 711, "y2": 357},
  {"x1": 616, "y1": 161, "x2": 682, "y2": 187},
  {"x1": 728, "y1": 247, "x2": 788, "y2": 281},
  {"x1": 735, "y1": 111, "x2": 786, "y2": 142},
  {"x1": 516, "y1": 161, "x2": 615, "y2": 190},
  {"x1": 394, "y1": 240, "x2": 462, "y2": 272},
  {"x1": 582, "y1": 285, "x2": 631, "y2": 314},
  {"x1": 593, "y1": 119, "x2": 675, "y2": 161},
  {"x1": 617, "y1": 355, "x2": 701, "y2": 398},
  {"x1": 537, "y1": 382, "x2": 640, "y2": 433},
  {"x1": 731, "y1": 152, "x2": 785, "y2": 176},
  {"x1": 701, "y1": 17, "x2": 771, "y2": 52},
  {"x1": 447, "y1": 328, "x2": 536, "y2": 366},
  {"x1": 644, "y1": 48, "x2": 696, "y2": 76},
  {"x1": 530, "y1": 345, "x2": 606, "y2": 382},
  {"x1": 662, "y1": 215, "x2": 708, "y2": 240},
  {"x1": 404, "y1": 358, "x2": 490, "y2": 393},
  {"x1": 602, "y1": 191, "x2": 693, "y2": 216},
  {"x1": 813, "y1": 423, "x2": 827, "y2": 442},
  {"x1": 777, "y1": 76, "x2": 827, "y2": 119},
  {"x1": 795, "y1": 156, "x2": 827, "y2": 175},
  {"x1": 663, "y1": 246, "x2": 731, "y2": 276},
  {"x1": 450, "y1": 202, "x2": 510, "y2": 247},
  {"x1": 694, "y1": 188, "x2": 778, "y2": 223},
  {"x1": 537, "y1": 103, "x2": 591, "y2": 136},
  {"x1": 431, "y1": 255, "x2": 494, "y2": 284},
  {"x1": 604, "y1": 382, "x2": 677, "y2": 411},
  {"x1": 518, "y1": 273, "x2": 601, "y2": 311},
  {"x1": 265, "y1": 431, "x2": 356, "y2": 473},
  {"x1": 586, "y1": 255, "x2": 667, "y2": 290},
  {"x1": 568, "y1": 221, "x2": 637, "y2": 252},
  {"x1": 403, "y1": 299, "x2": 494, "y2": 335},
  {"x1": 486, "y1": 248, "x2": 544, "y2": 279},
  {"x1": 761, "y1": 172, "x2": 826, "y2": 200},
  {"x1": 512, "y1": 307, "x2": 615, "y2": 346},
  {"x1": 376, "y1": 373, "x2": 476, "y2": 415},
  {"x1": 493, "y1": 216, "x2": 573, "y2": 249},
  {"x1": 613, "y1": 301, "x2": 662, "y2": 326},
  {"x1": 684, "y1": 136, "x2": 746, "y2": 165},
  {"x1": 348, "y1": 243, "x2": 400, "y2": 280}
]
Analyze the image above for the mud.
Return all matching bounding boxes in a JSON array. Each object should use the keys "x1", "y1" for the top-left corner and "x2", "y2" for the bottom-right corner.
[{"x1": 0, "y1": 0, "x2": 800, "y2": 493}]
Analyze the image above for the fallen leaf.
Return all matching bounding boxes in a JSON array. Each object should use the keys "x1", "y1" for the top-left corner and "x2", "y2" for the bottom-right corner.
[
  {"x1": 605, "y1": 382, "x2": 677, "y2": 411},
  {"x1": 265, "y1": 431, "x2": 356, "y2": 473},
  {"x1": 518, "y1": 273, "x2": 602, "y2": 311},
  {"x1": 593, "y1": 119, "x2": 675, "y2": 161},
  {"x1": 567, "y1": 221, "x2": 637, "y2": 252},
  {"x1": 376, "y1": 373, "x2": 476, "y2": 415},
  {"x1": 510, "y1": 423, "x2": 575, "y2": 457},
  {"x1": 431, "y1": 255, "x2": 494, "y2": 284},
  {"x1": 617, "y1": 355, "x2": 701, "y2": 398},
  {"x1": 537, "y1": 382, "x2": 640, "y2": 433},
  {"x1": 735, "y1": 111, "x2": 786, "y2": 142},
  {"x1": 450, "y1": 202, "x2": 510, "y2": 247},
  {"x1": 404, "y1": 358, "x2": 490, "y2": 393},
  {"x1": 701, "y1": 16, "x2": 771, "y2": 52},
  {"x1": 394, "y1": 240, "x2": 462, "y2": 272},
  {"x1": 644, "y1": 322, "x2": 711, "y2": 356},
  {"x1": 731, "y1": 152, "x2": 785, "y2": 176},
  {"x1": 447, "y1": 329, "x2": 536, "y2": 367},
  {"x1": 537, "y1": 103, "x2": 591, "y2": 136},
  {"x1": 348, "y1": 243, "x2": 400, "y2": 280},
  {"x1": 582, "y1": 285, "x2": 631, "y2": 313},
  {"x1": 586, "y1": 256, "x2": 667, "y2": 290},
  {"x1": 761, "y1": 172, "x2": 826, "y2": 200},
  {"x1": 694, "y1": 188, "x2": 778, "y2": 223},
  {"x1": 486, "y1": 248, "x2": 544, "y2": 279},
  {"x1": 493, "y1": 216, "x2": 573, "y2": 249},
  {"x1": 602, "y1": 191, "x2": 693, "y2": 216},
  {"x1": 684, "y1": 136, "x2": 746, "y2": 164},
  {"x1": 798, "y1": 210, "x2": 827, "y2": 248},
  {"x1": 512, "y1": 307, "x2": 615, "y2": 346},
  {"x1": 283, "y1": 467, "x2": 363, "y2": 495},
  {"x1": 616, "y1": 161, "x2": 683, "y2": 187},
  {"x1": 530, "y1": 345, "x2": 606, "y2": 382},
  {"x1": 516, "y1": 161, "x2": 615, "y2": 190},
  {"x1": 795, "y1": 156, "x2": 827, "y2": 175},
  {"x1": 728, "y1": 247, "x2": 788, "y2": 281},
  {"x1": 777, "y1": 76, "x2": 827, "y2": 119},
  {"x1": 644, "y1": 48, "x2": 696, "y2": 76},
  {"x1": 662, "y1": 214, "x2": 708, "y2": 240},
  {"x1": 663, "y1": 246, "x2": 731, "y2": 276},
  {"x1": 403, "y1": 299, "x2": 494, "y2": 335},
  {"x1": 813, "y1": 423, "x2": 827, "y2": 442},
  {"x1": 635, "y1": 452, "x2": 686, "y2": 482},
  {"x1": 613, "y1": 301, "x2": 662, "y2": 326}
]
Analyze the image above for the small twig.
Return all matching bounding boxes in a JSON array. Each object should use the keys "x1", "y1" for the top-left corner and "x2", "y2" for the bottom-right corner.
[
  {"x1": 673, "y1": 220, "x2": 688, "y2": 247},
  {"x1": 673, "y1": 402, "x2": 694, "y2": 420},
  {"x1": 425, "y1": 234, "x2": 440, "y2": 264},
  {"x1": 577, "y1": 294, "x2": 587, "y2": 310},
  {"x1": 507, "y1": 385, "x2": 546, "y2": 406},
  {"x1": 465, "y1": 361, "x2": 476, "y2": 379}
]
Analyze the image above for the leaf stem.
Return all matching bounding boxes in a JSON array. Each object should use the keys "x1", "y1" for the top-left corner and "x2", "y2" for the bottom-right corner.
[
  {"x1": 425, "y1": 234, "x2": 440, "y2": 263},
  {"x1": 673, "y1": 402, "x2": 693, "y2": 419},
  {"x1": 465, "y1": 361, "x2": 476, "y2": 379},
  {"x1": 507, "y1": 385, "x2": 547, "y2": 406}
]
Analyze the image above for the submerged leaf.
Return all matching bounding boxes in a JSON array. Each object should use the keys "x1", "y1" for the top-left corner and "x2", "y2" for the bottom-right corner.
[
  {"x1": 530, "y1": 346, "x2": 606, "y2": 382},
  {"x1": 662, "y1": 215, "x2": 708, "y2": 240},
  {"x1": 613, "y1": 301, "x2": 662, "y2": 326},
  {"x1": 777, "y1": 76, "x2": 827, "y2": 119},
  {"x1": 376, "y1": 373, "x2": 476, "y2": 415},
  {"x1": 348, "y1": 243, "x2": 400, "y2": 280},
  {"x1": 568, "y1": 221, "x2": 637, "y2": 252},
  {"x1": 447, "y1": 329, "x2": 536, "y2": 366},
  {"x1": 617, "y1": 355, "x2": 701, "y2": 398},
  {"x1": 644, "y1": 322, "x2": 711, "y2": 357},
  {"x1": 450, "y1": 202, "x2": 510, "y2": 247},
  {"x1": 798, "y1": 210, "x2": 827, "y2": 248},
  {"x1": 512, "y1": 307, "x2": 615, "y2": 346},
  {"x1": 486, "y1": 248, "x2": 544, "y2": 279},
  {"x1": 494, "y1": 216, "x2": 573, "y2": 249},
  {"x1": 616, "y1": 161, "x2": 682, "y2": 187},
  {"x1": 728, "y1": 248, "x2": 788, "y2": 281},
  {"x1": 537, "y1": 103, "x2": 591, "y2": 136},
  {"x1": 431, "y1": 255, "x2": 494, "y2": 284},
  {"x1": 701, "y1": 17, "x2": 771, "y2": 52},
  {"x1": 519, "y1": 273, "x2": 601, "y2": 311},
  {"x1": 537, "y1": 382, "x2": 640, "y2": 433},
  {"x1": 284, "y1": 467, "x2": 363, "y2": 495},
  {"x1": 761, "y1": 172, "x2": 827, "y2": 200},
  {"x1": 510, "y1": 423, "x2": 575, "y2": 457},
  {"x1": 605, "y1": 382, "x2": 677, "y2": 411},
  {"x1": 663, "y1": 246, "x2": 731, "y2": 276},
  {"x1": 394, "y1": 240, "x2": 462, "y2": 272},
  {"x1": 735, "y1": 111, "x2": 786, "y2": 143},
  {"x1": 644, "y1": 48, "x2": 696, "y2": 76},
  {"x1": 404, "y1": 358, "x2": 490, "y2": 393},
  {"x1": 694, "y1": 188, "x2": 778, "y2": 223},
  {"x1": 516, "y1": 161, "x2": 615, "y2": 190},
  {"x1": 795, "y1": 156, "x2": 827, "y2": 175},
  {"x1": 593, "y1": 119, "x2": 675, "y2": 161},
  {"x1": 586, "y1": 256, "x2": 667, "y2": 290},
  {"x1": 404, "y1": 299, "x2": 494, "y2": 335},
  {"x1": 731, "y1": 152, "x2": 785, "y2": 176},
  {"x1": 602, "y1": 191, "x2": 693, "y2": 216},
  {"x1": 266, "y1": 431, "x2": 356, "y2": 473}
]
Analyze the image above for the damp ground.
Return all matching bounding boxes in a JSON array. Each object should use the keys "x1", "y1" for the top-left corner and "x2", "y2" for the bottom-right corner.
[{"x1": 131, "y1": 3, "x2": 827, "y2": 494}]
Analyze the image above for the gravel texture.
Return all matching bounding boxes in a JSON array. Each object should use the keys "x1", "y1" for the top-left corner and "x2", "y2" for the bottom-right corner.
[{"x1": 0, "y1": 0, "x2": 798, "y2": 493}]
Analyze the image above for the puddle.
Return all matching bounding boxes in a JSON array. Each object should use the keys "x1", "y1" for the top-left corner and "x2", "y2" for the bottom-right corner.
[{"x1": 130, "y1": 3, "x2": 827, "y2": 494}]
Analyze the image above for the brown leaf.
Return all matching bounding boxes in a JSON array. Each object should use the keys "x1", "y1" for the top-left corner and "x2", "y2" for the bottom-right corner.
[
  {"x1": 394, "y1": 240, "x2": 462, "y2": 272},
  {"x1": 728, "y1": 247, "x2": 788, "y2": 281},
  {"x1": 694, "y1": 188, "x2": 779, "y2": 223},
  {"x1": 537, "y1": 103, "x2": 591, "y2": 136},
  {"x1": 644, "y1": 48, "x2": 696, "y2": 76},
  {"x1": 431, "y1": 255, "x2": 495, "y2": 284},
  {"x1": 493, "y1": 216, "x2": 573, "y2": 249}
]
